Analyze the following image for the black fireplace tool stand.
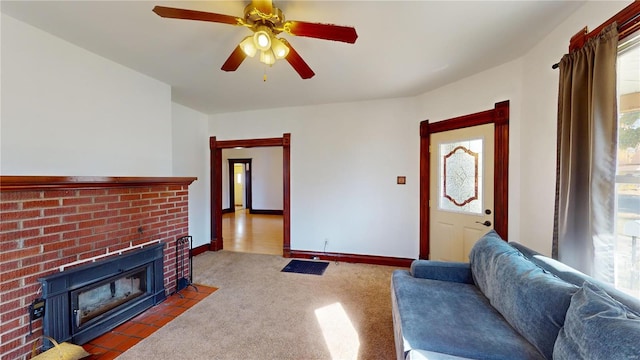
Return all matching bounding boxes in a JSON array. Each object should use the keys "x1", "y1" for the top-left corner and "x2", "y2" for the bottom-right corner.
[{"x1": 175, "y1": 235, "x2": 198, "y2": 297}]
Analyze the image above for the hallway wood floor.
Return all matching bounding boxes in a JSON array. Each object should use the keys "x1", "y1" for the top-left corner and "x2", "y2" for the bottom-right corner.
[{"x1": 222, "y1": 209, "x2": 283, "y2": 255}]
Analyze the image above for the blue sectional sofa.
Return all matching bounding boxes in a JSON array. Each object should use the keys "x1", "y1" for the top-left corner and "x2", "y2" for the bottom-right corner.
[{"x1": 391, "y1": 230, "x2": 640, "y2": 360}]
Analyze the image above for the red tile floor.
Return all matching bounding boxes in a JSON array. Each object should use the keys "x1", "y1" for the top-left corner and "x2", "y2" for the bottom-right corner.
[{"x1": 81, "y1": 285, "x2": 216, "y2": 360}]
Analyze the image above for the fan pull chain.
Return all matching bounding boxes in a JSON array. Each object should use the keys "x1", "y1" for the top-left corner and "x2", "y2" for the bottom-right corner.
[{"x1": 263, "y1": 67, "x2": 268, "y2": 82}]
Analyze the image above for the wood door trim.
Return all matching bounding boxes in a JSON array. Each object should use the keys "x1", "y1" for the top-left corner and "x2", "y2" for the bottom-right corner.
[
  {"x1": 210, "y1": 134, "x2": 291, "y2": 256},
  {"x1": 420, "y1": 101, "x2": 509, "y2": 259}
]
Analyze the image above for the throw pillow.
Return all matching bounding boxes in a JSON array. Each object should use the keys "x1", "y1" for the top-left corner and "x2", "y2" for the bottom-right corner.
[{"x1": 553, "y1": 281, "x2": 640, "y2": 360}]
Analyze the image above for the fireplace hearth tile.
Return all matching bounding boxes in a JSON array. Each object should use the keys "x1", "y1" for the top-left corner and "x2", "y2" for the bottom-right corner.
[{"x1": 82, "y1": 285, "x2": 217, "y2": 359}]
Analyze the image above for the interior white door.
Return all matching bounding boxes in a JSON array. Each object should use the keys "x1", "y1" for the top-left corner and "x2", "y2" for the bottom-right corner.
[{"x1": 429, "y1": 123, "x2": 495, "y2": 261}]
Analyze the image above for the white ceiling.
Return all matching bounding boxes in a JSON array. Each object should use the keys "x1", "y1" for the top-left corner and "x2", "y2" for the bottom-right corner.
[{"x1": 1, "y1": 1, "x2": 586, "y2": 115}]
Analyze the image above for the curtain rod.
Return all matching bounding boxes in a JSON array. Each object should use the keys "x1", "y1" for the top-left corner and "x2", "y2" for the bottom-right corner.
[{"x1": 552, "y1": 5, "x2": 640, "y2": 69}]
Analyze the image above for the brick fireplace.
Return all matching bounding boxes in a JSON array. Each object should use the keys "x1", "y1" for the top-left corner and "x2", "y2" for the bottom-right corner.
[{"x1": 0, "y1": 176, "x2": 196, "y2": 360}]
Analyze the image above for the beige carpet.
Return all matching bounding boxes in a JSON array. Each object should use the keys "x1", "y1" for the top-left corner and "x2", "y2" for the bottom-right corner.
[{"x1": 116, "y1": 250, "x2": 403, "y2": 360}]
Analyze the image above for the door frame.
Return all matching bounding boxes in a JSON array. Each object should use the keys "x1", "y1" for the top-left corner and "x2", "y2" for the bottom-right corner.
[
  {"x1": 227, "y1": 158, "x2": 252, "y2": 212},
  {"x1": 420, "y1": 101, "x2": 509, "y2": 259},
  {"x1": 209, "y1": 134, "x2": 291, "y2": 256}
]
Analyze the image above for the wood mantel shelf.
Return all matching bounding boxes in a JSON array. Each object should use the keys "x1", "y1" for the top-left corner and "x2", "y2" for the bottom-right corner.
[{"x1": 0, "y1": 176, "x2": 197, "y2": 191}]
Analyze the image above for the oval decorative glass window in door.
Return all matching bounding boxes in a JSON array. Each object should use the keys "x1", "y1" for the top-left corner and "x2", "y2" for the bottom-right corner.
[{"x1": 438, "y1": 138, "x2": 483, "y2": 214}]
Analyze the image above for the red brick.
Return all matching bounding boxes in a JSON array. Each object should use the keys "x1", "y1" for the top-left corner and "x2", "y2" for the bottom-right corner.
[
  {"x1": 0, "y1": 236, "x2": 19, "y2": 254},
  {"x1": 107, "y1": 202, "x2": 129, "y2": 210},
  {"x1": 40, "y1": 256, "x2": 76, "y2": 272},
  {"x1": 62, "y1": 229, "x2": 92, "y2": 240},
  {"x1": 77, "y1": 233, "x2": 107, "y2": 244},
  {"x1": 0, "y1": 210, "x2": 41, "y2": 221},
  {"x1": 150, "y1": 198, "x2": 168, "y2": 205},
  {"x1": 43, "y1": 223, "x2": 76, "y2": 235},
  {"x1": 62, "y1": 243, "x2": 93, "y2": 257},
  {"x1": 43, "y1": 189, "x2": 76, "y2": 198},
  {"x1": 119, "y1": 208, "x2": 141, "y2": 216},
  {"x1": 106, "y1": 215, "x2": 129, "y2": 224},
  {"x1": 78, "y1": 219, "x2": 106, "y2": 229},
  {"x1": 20, "y1": 252, "x2": 59, "y2": 267},
  {"x1": 0, "y1": 247, "x2": 40, "y2": 263},
  {"x1": 0, "y1": 258, "x2": 20, "y2": 273},
  {"x1": 0, "y1": 337, "x2": 22, "y2": 356},
  {"x1": 22, "y1": 199, "x2": 60, "y2": 209},
  {"x1": 140, "y1": 205, "x2": 159, "y2": 213},
  {"x1": 0, "y1": 265, "x2": 39, "y2": 283},
  {"x1": 0, "y1": 318, "x2": 20, "y2": 334},
  {"x1": 141, "y1": 193, "x2": 160, "y2": 199},
  {"x1": 43, "y1": 206, "x2": 76, "y2": 216},
  {"x1": 78, "y1": 189, "x2": 107, "y2": 197},
  {"x1": 93, "y1": 224, "x2": 119, "y2": 234},
  {"x1": 94, "y1": 195, "x2": 119, "y2": 203},
  {"x1": 0, "y1": 202, "x2": 19, "y2": 211},
  {"x1": 0, "y1": 279, "x2": 21, "y2": 293},
  {"x1": 77, "y1": 204, "x2": 106, "y2": 213},
  {"x1": 0, "y1": 229, "x2": 40, "y2": 242},
  {"x1": 150, "y1": 210, "x2": 167, "y2": 217},
  {"x1": 120, "y1": 194, "x2": 141, "y2": 201},
  {"x1": 22, "y1": 234, "x2": 61, "y2": 248},
  {"x1": 62, "y1": 213, "x2": 92, "y2": 223},
  {"x1": 42, "y1": 239, "x2": 75, "y2": 252},
  {"x1": 62, "y1": 197, "x2": 92, "y2": 206},
  {"x1": 93, "y1": 210, "x2": 118, "y2": 219},
  {"x1": 106, "y1": 188, "x2": 131, "y2": 195},
  {"x1": 22, "y1": 216, "x2": 60, "y2": 229},
  {"x1": 0, "y1": 191, "x2": 41, "y2": 201},
  {"x1": 0, "y1": 221, "x2": 19, "y2": 232},
  {"x1": 78, "y1": 249, "x2": 108, "y2": 260}
]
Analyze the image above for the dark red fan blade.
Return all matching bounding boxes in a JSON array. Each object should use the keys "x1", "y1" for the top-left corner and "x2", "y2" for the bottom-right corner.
[
  {"x1": 281, "y1": 40, "x2": 315, "y2": 79},
  {"x1": 221, "y1": 46, "x2": 247, "y2": 72},
  {"x1": 152, "y1": 6, "x2": 240, "y2": 26},
  {"x1": 284, "y1": 21, "x2": 358, "y2": 44},
  {"x1": 251, "y1": 0, "x2": 273, "y2": 15}
]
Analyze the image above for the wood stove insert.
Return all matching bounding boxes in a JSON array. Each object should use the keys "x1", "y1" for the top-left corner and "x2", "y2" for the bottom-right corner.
[{"x1": 38, "y1": 243, "x2": 166, "y2": 347}]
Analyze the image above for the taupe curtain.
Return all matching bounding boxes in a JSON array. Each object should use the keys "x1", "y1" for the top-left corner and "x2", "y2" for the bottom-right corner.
[{"x1": 553, "y1": 23, "x2": 619, "y2": 281}]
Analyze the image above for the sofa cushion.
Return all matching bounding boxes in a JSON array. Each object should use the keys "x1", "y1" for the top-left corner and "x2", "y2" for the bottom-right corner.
[
  {"x1": 469, "y1": 231, "x2": 578, "y2": 360},
  {"x1": 410, "y1": 260, "x2": 474, "y2": 284},
  {"x1": 553, "y1": 281, "x2": 640, "y2": 360},
  {"x1": 392, "y1": 270, "x2": 544, "y2": 360}
]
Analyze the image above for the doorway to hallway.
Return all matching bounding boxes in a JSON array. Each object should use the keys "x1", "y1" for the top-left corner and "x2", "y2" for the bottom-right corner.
[{"x1": 209, "y1": 134, "x2": 291, "y2": 257}]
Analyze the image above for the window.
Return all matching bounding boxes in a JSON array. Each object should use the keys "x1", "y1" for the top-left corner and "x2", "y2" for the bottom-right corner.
[
  {"x1": 438, "y1": 138, "x2": 484, "y2": 214},
  {"x1": 615, "y1": 30, "x2": 640, "y2": 298}
]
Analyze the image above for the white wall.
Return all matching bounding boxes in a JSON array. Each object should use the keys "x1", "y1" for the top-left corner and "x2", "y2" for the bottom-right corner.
[
  {"x1": 1, "y1": 14, "x2": 172, "y2": 176},
  {"x1": 210, "y1": 98, "x2": 420, "y2": 258},
  {"x1": 222, "y1": 147, "x2": 283, "y2": 210},
  {"x1": 518, "y1": 0, "x2": 632, "y2": 255},
  {"x1": 171, "y1": 103, "x2": 209, "y2": 248}
]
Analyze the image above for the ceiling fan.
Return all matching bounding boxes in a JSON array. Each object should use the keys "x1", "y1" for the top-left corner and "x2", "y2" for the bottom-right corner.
[{"x1": 152, "y1": 0, "x2": 358, "y2": 79}]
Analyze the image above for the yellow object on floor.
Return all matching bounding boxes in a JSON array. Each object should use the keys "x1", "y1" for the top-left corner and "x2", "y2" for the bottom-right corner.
[{"x1": 32, "y1": 336, "x2": 91, "y2": 360}]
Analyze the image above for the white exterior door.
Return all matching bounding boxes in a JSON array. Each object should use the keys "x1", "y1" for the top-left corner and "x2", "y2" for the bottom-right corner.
[{"x1": 429, "y1": 123, "x2": 495, "y2": 261}]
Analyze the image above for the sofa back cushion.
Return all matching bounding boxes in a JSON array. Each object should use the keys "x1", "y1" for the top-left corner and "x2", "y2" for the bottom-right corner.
[{"x1": 469, "y1": 231, "x2": 578, "y2": 360}]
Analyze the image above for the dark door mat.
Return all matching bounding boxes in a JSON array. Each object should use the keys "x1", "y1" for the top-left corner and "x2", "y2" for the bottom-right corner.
[{"x1": 281, "y1": 259, "x2": 329, "y2": 275}]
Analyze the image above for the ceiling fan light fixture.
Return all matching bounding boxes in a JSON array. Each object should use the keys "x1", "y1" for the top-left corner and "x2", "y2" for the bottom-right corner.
[
  {"x1": 253, "y1": 27, "x2": 272, "y2": 51},
  {"x1": 260, "y1": 49, "x2": 276, "y2": 65},
  {"x1": 239, "y1": 36, "x2": 257, "y2": 57},
  {"x1": 271, "y1": 37, "x2": 289, "y2": 59}
]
